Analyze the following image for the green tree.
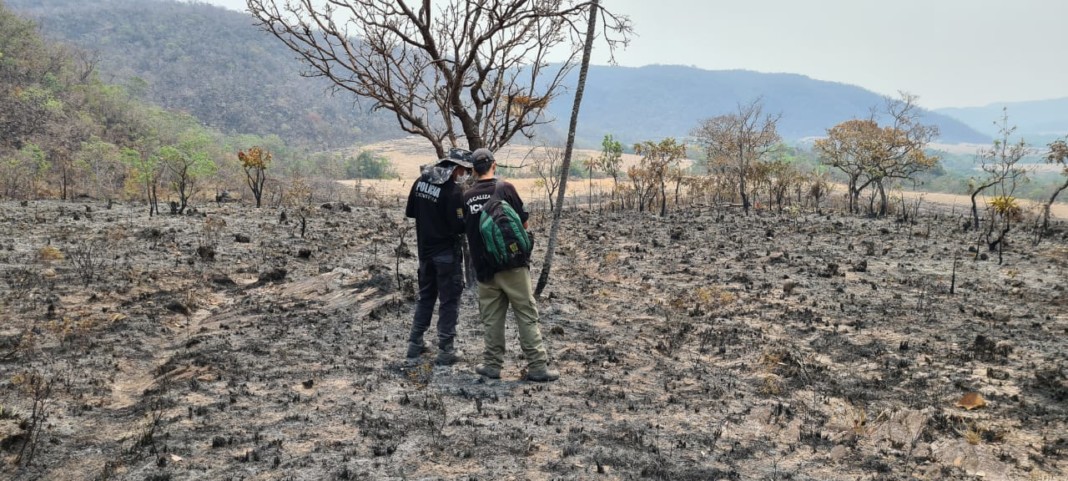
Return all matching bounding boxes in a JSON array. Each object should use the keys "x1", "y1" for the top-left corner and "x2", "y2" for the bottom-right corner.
[
  {"x1": 345, "y1": 151, "x2": 397, "y2": 180},
  {"x1": 76, "y1": 137, "x2": 125, "y2": 200},
  {"x1": 597, "y1": 134, "x2": 624, "y2": 206},
  {"x1": 161, "y1": 132, "x2": 217, "y2": 214},
  {"x1": 0, "y1": 143, "x2": 48, "y2": 199}
]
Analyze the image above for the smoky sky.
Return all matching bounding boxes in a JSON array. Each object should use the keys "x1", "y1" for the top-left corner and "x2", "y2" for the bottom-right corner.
[{"x1": 196, "y1": 0, "x2": 1067, "y2": 109}]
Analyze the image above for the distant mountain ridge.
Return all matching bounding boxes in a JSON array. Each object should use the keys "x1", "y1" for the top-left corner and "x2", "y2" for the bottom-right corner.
[
  {"x1": 936, "y1": 98, "x2": 1068, "y2": 142},
  {"x1": 543, "y1": 65, "x2": 988, "y2": 147},
  {"x1": 10, "y1": 0, "x2": 995, "y2": 150}
]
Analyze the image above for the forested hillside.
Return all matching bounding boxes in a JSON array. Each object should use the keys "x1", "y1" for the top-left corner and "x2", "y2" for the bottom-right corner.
[
  {"x1": 0, "y1": 0, "x2": 168, "y2": 200},
  {"x1": 2, "y1": 0, "x2": 402, "y2": 207},
  {"x1": 6, "y1": 0, "x2": 402, "y2": 150}
]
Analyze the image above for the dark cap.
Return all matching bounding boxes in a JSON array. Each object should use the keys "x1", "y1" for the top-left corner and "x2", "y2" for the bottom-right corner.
[
  {"x1": 436, "y1": 147, "x2": 473, "y2": 169},
  {"x1": 471, "y1": 148, "x2": 495, "y2": 169}
]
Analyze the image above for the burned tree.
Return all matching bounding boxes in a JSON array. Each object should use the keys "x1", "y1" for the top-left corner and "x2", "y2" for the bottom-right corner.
[
  {"x1": 691, "y1": 99, "x2": 781, "y2": 215},
  {"x1": 1041, "y1": 137, "x2": 1068, "y2": 233},
  {"x1": 969, "y1": 109, "x2": 1028, "y2": 231},
  {"x1": 633, "y1": 138, "x2": 686, "y2": 217},
  {"x1": 247, "y1": 0, "x2": 630, "y2": 158},
  {"x1": 531, "y1": 144, "x2": 565, "y2": 212}
]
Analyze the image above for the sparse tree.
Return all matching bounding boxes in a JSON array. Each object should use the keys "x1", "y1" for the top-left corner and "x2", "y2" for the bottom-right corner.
[
  {"x1": 0, "y1": 143, "x2": 49, "y2": 199},
  {"x1": 238, "y1": 146, "x2": 271, "y2": 207},
  {"x1": 814, "y1": 119, "x2": 872, "y2": 214},
  {"x1": 161, "y1": 133, "x2": 217, "y2": 214},
  {"x1": 863, "y1": 94, "x2": 939, "y2": 217},
  {"x1": 531, "y1": 144, "x2": 563, "y2": 212},
  {"x1": 535, "y1": 0, "x2": 607, "y2": 297},
  {"x1": 247, "y1": 0, "x2": 630, "y2": 158},
  {"x1": 1041, "y1": 137, "x2": 1068, "y2": 232},
  {"x1": 767, "y1": 159, "x2": 802, "y2": 213},
  {"x1": 807, "y1": 169, "x2": 833, "y2": 214},
  {"x1": 816, "y1": 93, "x2": 938, "y2": 217},
  {"x1": 633, "y1": 138, "x2": 685, "y2": 217},
  {"x1": 969, "y1": 109, "x2": 1028, "y2": 231},
  {"x1": 597, "y1": 133, "x2": 624, "y2": 207},
  {"x1": 626, "y1": 160, "x2": 658, "y2": 213},
  {"x1": 47, "y1": 114, "x2": 95, "y2": 200},
  {"x1": 691, "y1": 98, "x2": 781, "y2": 215},
  {"x1": 75, "y1": 137, "x2": 125, "y2": 201}
]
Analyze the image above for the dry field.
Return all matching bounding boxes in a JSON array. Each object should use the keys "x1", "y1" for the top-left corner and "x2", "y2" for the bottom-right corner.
[
  {"x1": 350, "y1": 137, "x2": 1068, "y2": 221},
  {"x1": 356, "y1": 137, "x2": 647, "y2": 180}
]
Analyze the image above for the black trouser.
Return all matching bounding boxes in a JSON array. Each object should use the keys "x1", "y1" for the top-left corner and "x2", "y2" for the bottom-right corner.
[{"x1": 409, "y1": 248, "x2": 463, "y2": 349}]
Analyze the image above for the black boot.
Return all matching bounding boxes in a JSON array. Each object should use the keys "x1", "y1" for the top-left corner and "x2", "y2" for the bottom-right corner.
[
  {"x1": 435, "y1": 340, "x2": 459, "y2": 366},
  {"x1": 406, "y1": 334, "x2": 427, "y2": 359}
]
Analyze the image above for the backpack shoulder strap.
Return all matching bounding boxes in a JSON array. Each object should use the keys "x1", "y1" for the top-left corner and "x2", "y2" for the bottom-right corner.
[{"x1": 490, "y1": 179, "x2": 503, "y2": 201}]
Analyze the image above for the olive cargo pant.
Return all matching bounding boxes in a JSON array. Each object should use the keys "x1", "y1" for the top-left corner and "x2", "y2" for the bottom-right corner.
[{"x1": 477, "y1": 266, "x2": 548, "y2": 371}]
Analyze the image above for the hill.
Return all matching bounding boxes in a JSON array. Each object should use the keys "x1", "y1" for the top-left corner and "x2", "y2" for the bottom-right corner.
[
  {"x1": 6, "y1": 0, "x2": 403, "y2": 150},
  {"x1": 936, "y1": 98, "x2": 1068, "y2": 143},
  {"x1": 9, "y1": 0, "x2": 988, "y2": 151},
  {"x1": 543, "y1": 65, "x2": 988, "y2": 148}
]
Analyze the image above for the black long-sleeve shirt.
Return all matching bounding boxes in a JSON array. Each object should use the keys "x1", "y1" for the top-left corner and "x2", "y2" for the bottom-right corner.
[
  {"x1": 405, "y1": 172, "x2": 465, "y2": 258},
  {"x1": 462, "y1": 178, "x2": 529, "y2": 282}
]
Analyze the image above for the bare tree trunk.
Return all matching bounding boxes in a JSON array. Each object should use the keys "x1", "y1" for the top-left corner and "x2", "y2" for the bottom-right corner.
[
  {"x1": 877, "y1": 181, "x2": 888, "y2": 217},
  {"x1": 970, "y1": 190, "x2": 982, "y2": 231},
  {"x1": 588, "y1": 166, "x2": 593, "y2": 211},
  {"x1": 739, "y1": 165, "x2": 750, "y2": 215},
  {"x1": 1042, "y1": 178, "x2": 1068, "y2": 232},
  {"x1": 535, "y1": 0, "x2": 598, "y2": 298},
  {"x1": 659, "y1": 181, "x2": 667, "y2": 217}
]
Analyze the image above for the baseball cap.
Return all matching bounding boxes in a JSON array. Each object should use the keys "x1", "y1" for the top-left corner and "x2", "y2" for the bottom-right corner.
[{"x1": 471, "y1": 148, "x2": 495, "y2": 170}]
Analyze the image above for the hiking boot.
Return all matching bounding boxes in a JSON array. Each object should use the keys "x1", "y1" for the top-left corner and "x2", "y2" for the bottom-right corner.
[
  {"x1": 474, "y1": 364, "x2": 501, "y2": 379},
  {"x1": 435, "y1": 348, "x2": 460, "y2": 366},
  {"x1": 525, "y1": 367, "x2": 560, "y2": 382},
  {"x1": 405, "y1": 342, "x2": 427, "y2": 359}
]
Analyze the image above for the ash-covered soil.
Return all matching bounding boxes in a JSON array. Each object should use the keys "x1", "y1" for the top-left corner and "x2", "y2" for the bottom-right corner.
[{"x1": 1, "y1": 199, "x2": 1066, "y2": 481}]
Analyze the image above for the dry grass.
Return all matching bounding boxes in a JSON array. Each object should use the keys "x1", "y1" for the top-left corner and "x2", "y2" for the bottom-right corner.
[
  {"x1": 345, "y1": 138, "x2": 1068, "y2": 220},
  {"x1": 38, "y1": 245, "x2": 63, "y2": 261},
  {"x1": 357, "y1": 137, "x2": 646, "y2": 179}
]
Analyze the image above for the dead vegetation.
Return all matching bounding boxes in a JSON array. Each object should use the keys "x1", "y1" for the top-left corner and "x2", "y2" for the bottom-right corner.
[{"x1": 0, "y1": 198, "x2": 1066, "y2": 480}]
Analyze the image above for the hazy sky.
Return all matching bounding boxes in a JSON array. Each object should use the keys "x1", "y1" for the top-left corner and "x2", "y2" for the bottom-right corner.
[{"x1": 198, "y1": 0, "x2": 1067, "y2": 109}]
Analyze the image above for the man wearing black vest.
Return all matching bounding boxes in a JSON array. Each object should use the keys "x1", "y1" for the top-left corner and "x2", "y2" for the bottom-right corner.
[
  {"x1": 462, "y1": 148, "x2": 559, "y2": 382},
  {"x1": 404, "y1": 149, "x2": 472, "y2": 365}
]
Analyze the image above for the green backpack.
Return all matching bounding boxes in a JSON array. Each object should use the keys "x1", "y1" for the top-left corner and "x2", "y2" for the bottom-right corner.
[{"x1": 479, "y1": 184, "x2": 533, "y2": 271}]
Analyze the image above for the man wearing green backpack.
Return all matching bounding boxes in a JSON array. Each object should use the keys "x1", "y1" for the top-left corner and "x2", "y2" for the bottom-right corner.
[{"x1": 462, "y1": 148, "x2": 559, "y2": 382}]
